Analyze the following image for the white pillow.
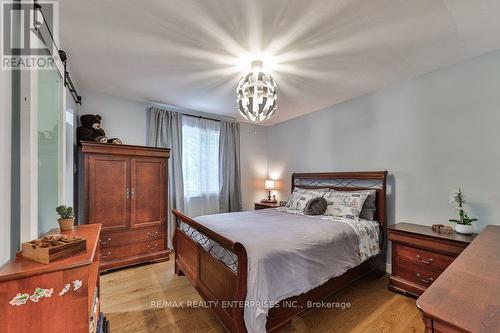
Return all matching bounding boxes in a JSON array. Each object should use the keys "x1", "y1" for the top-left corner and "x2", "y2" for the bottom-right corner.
[
  {"x1": 323, "y1": 190, "x2": 370, "y2": 219},
  {"x1": 285, "y1": 187, "x2": 329, "y2": 211}
]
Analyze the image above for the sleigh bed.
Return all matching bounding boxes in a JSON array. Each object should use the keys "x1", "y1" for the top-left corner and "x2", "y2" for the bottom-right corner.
[{"x1": 172, "y1": 171, "x2": 388, "y2": 333}]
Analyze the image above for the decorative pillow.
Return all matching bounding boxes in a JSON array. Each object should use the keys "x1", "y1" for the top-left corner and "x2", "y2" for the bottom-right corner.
[
  {"x1": 323, "y1": 190, "x2": 370, "y2": 219},
  {"x1": 359, "y1": 190, "x2": 377, "y2": 220},
  {"x1": 285, "y1": 187, "x2": 329, "y2": 211},
  {"x1": 304, "y1": 197, "x2": 328, "y2": 215}
]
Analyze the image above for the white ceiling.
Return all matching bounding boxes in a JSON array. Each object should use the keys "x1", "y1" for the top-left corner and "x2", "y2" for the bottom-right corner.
[{"x1": 59, "y1": 0, "x2": 500, "y2": 125}]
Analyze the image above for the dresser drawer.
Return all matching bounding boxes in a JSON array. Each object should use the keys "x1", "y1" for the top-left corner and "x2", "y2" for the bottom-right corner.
[
  {"x1": 394, "y1": 244, "x2": 455, "y2": 273},
  {"x1": 99, "y1": 225, "x2": 165, "y2": 248},
  {"x1": 100, "y1": 238, "x2": 166, "y2": 261},
  {"x1": 394, "y1": 257, "x2": 440, "y2": 288}
]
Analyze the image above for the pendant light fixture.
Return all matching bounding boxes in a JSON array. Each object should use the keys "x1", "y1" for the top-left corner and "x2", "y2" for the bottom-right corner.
[{"x1": 236, "y1": 60, "x2": 277, "y2": 122}]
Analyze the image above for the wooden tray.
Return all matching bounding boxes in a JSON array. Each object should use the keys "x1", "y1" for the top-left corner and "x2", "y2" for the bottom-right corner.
[{"x1": 22, "y1": 236, "x2": 87, "y2": 264}]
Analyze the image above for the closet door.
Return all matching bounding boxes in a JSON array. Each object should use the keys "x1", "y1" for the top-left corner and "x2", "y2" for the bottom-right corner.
[
  {"x1": 130, "y1": 157, "x2": 166, "y2": 228},
  {"x1": 87, "y1": 155, "x2": 130, "y2": 231}
]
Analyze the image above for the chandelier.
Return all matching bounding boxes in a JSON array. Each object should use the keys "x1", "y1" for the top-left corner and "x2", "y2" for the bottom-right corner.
[{"x1": 237, "y1": 60, "x2": 277, "y2": 122}]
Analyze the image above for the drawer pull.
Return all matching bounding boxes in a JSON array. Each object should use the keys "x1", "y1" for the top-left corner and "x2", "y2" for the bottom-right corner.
[
  {"x1": 146, "y1": 244, "x2": 159, "y2": 250},
  {"x1": 147, "y1": 231, "x2": 160, "y2": 238},
  {"x1": 100, "y1": 237, "x2": 112, "y2": 245},
  {"x1": 416, "y1": 273, "x2": 434, "y2": 284},
  {"x1": 101, "y1": 251, "x2": 112, "y2": 259},
  {"x1": 416, "y1": 254, "x2": 433, "y2": 265}
]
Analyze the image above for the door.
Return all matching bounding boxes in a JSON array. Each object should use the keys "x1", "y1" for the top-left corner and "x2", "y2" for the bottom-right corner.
[
  {"x1": 130, "y1": 157, "x2": 166, "y2": 228},
  {"x1": 87, "y1": 155, "x2": 130, "y2": 231}
]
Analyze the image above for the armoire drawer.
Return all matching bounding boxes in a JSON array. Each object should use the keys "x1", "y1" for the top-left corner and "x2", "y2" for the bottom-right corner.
[
  {"x1": 100, "y1": 238, "x2": 166, "y2": 261},
  {"x1": 99, "y1": 226, "x2": 165, "y2": 248}
]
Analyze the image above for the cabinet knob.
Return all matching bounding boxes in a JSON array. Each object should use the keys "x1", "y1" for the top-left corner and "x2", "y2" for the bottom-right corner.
[
  {"x1": 146, "y1": 244, "x2": 158, "y2": 250},
  {"x1": 100, "y1": 237, "x2": 112, "y2": 245},
  {"x1": 101, "y1": 251, "x2": 112, "y2": 259},
  {"x1": 147, "y1": 231, "x2": 159, "y2": 238}
]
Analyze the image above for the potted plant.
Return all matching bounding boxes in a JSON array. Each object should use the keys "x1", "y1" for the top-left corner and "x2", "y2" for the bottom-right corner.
[
  {"x1": 56, "y1": 205, "x2": 75, "y2": 231},
  {"x1": 449, "y1": 189, "x2": 477, "y2": 234}
]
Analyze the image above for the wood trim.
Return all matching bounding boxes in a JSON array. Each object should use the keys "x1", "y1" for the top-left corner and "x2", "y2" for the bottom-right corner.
[
  {"x1": 81, "y1": 142, "x2": 170, "y2": 158},
  {"x1": 173, "y1": 171, "x2": 388, "y2": 332}
]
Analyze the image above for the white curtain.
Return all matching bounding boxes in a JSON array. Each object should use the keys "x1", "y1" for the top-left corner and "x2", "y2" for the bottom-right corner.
[{"x1": 182, "y1": 115, "x2": 220, "y2": 217}]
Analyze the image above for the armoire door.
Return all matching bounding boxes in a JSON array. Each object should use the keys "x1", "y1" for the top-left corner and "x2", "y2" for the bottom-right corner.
[
  {"x1": 87, "y1": 155, "x2": 130, "y2": 231},
  {"x1": 130, "y1": 157, "x2": 166, "y2": 228}
]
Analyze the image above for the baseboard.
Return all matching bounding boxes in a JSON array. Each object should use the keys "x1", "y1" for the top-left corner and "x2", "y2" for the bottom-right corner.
[{"x1": 386, "y1": 263, "x2": 392, "y2": 274}]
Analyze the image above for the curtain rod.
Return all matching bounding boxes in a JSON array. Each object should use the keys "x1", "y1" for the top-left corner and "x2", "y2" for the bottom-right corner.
[{"x1": 148, "y1": 102, "x2": 238, "y2": 123}]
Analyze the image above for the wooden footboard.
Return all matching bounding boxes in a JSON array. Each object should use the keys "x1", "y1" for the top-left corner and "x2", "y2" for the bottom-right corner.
[{"x1": 173, "y1": 209, "x2": 248, "y2": 333}]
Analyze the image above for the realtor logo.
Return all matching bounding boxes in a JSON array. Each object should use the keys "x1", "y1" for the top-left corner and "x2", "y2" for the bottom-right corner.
[{"x1": 1, "y1": 0, "x2": 58, "y2": 69}]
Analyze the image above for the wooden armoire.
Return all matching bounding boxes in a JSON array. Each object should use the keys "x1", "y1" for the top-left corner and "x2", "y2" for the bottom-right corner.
[{"x1": 80, "y1": 142, "x2": 170, "y2": 272}]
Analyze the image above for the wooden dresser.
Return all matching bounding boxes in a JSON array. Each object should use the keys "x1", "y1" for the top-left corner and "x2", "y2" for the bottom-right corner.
[
  {"x1": 388, "y1": 223, "x2": 475, "y2": 297},
  {"x1": 81, "y1": 142, "x2": 170, "y2": 272},
  {"x1": 417, "y1": 225, "x2": 500, "y2": 333},
  {"x1": 0, "y1": 224, "x2": 106, "y2": 333}
]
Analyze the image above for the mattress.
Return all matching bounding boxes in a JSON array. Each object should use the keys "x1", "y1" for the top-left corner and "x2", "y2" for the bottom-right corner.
[{"x1": 183, "y1": 208, "x2": 380, "y2": 333}]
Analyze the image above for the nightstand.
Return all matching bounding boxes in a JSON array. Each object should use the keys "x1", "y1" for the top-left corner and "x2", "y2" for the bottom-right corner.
[
  {"x1": 388, "y1": 223, "x2": 475, "y2": 297},
  {"x1": 254, "y1": 202, "x2": 283, "y2": 210}
]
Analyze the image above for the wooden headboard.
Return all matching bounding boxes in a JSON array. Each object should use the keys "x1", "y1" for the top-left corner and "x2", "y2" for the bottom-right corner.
[{"x1": 291, "y1": 171, "x2": 388, "y2": 250}]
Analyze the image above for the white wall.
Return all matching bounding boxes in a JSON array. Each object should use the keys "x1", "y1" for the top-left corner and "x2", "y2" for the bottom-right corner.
[
  {"x1": 77, "y1": 91, "x2": 267, "y2": 210},
  {"x1": 0, "y1": 69, "x2": 12, "y2": 265},
  {"x1": 268, "y1": 49, "x2": 500, "y2": 233},
  {"x1": 78, "y1": 91, "x2": 148, "y2": 146},
  {"x1": 240, "y1": 123, "x2": 268, "y2": 210}
]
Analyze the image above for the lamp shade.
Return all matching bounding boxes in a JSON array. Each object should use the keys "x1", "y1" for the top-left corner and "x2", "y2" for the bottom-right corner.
[{"x1": 265, "y1": 179, "x2": 275, "y2": 190}]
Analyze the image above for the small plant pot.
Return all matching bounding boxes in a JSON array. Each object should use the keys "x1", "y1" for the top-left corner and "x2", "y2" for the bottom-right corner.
[
  {"x1": 455, "y1": 223, "x2": 474, "y2": 234},
  {"x1": 58, "y1": 217, "x2": 75, "y2": 231}
]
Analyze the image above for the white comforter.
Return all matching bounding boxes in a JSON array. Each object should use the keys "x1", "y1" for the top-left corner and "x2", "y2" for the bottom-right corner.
[{"x1": 194, "y1": 208, "x2": 380, "y2": 333}]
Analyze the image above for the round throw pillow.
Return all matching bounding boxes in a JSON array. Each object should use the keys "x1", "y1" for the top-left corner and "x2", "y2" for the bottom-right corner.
[{"x1": 304, "y1": 197, "x2": 328, "y2": 215}]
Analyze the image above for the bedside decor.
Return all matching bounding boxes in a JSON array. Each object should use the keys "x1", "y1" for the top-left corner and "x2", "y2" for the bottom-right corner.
[
  {"x1": 449, "y1": 188, "x2": 477, "y2": 234},
  {"x1": 237, "y1": 60, "x2": 277, "y2": 123},
  {"x1": 56, "y1": 205, "x2": 75, "y2": 231},
  {"x1": 431, "y1": 224, "x2": 454, "y2": 234},
  {"x1": 262, "y1": 179, "x2": 277, "y2": 203}
]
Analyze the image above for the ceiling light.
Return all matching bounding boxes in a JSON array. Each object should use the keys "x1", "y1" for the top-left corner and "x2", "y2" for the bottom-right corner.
[{"x1": 237, "y1": 60, "x2": 277, "y2": 122}]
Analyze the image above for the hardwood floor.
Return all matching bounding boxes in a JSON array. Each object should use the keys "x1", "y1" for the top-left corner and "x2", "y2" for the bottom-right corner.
[{"x1": 100, "y1": 258, "x2": 424, "y2": 333}]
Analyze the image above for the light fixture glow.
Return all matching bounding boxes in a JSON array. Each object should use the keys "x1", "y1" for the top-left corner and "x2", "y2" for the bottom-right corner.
[{"x1": 237, "y1": 60, "x2": 277, "y2": 122}]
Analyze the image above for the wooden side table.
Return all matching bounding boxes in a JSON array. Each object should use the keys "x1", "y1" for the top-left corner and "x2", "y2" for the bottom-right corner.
[
  {"x1": 254, "y1": 202, "x2": 283, "y2": 210},
  {"x1": 388, "y1": 222, "x2": 475, "y2": 297}
]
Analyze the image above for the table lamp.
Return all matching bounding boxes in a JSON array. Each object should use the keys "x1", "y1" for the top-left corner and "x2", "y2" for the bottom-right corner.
[{"x1": 264, "y1": 179, "x2": 276, "y2": 202}]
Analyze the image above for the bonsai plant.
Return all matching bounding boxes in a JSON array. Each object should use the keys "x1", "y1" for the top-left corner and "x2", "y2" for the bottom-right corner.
[
  {"x1": 56, "y1": 205, "x2": 75, "y2": 231},
  {"x1": 449, "y1": 188, "x2": 477, "y2": 234}
]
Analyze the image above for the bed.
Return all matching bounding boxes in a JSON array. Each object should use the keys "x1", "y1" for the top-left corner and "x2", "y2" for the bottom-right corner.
[{"x1": 173, "y1": 171, "x2": 388, "y2": 333}]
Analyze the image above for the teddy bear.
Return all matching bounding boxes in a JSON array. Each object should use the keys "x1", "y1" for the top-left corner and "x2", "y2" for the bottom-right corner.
[{"x1": 77, "y1": 114, "x2": 108, "y2": 144}]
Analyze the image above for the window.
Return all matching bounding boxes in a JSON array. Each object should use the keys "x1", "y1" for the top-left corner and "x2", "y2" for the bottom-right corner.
[{"x1": 181, "y1": 116, "x2": 220, "y2": 198}]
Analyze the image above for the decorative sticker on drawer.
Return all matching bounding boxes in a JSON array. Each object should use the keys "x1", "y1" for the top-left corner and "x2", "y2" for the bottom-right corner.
[
  {"x1": 59, "y1": 283, "x2": 71, "y2": 296},
  {"x1": 29, "y1": 288, "x2": 53, "y2": 303},
  {"x1": 9, "y1": 280, "x2": 83, "y2": 306},
  {"x1": 9, "y1": 293, "x2": 30, "y2": 306}
]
